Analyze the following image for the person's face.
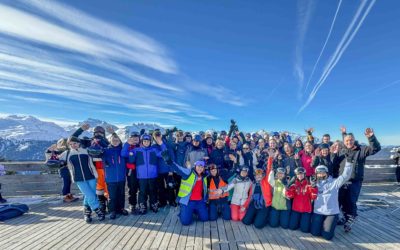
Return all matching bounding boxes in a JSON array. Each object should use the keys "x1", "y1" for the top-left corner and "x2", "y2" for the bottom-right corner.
[
  {"x1": 255, "y1": 174, "x2": 263, "y2": 182},
  {"x1": 193, "y1": 140, "x2": 200, "y2": 147},
  {"x1": 132, "y1": 137, "x2": 140, "y2": 145},
  {"x1": 250, "y1": 141, "x2": 256, "y2": 150},
  {"x1": 344, "y1": 135, "x2": 355, "y2": 149},
  {"x1": 296, "y1": 173, "x2": 305, "y2": 180},
  {"x1": 176, "y1": 134, "x2": 184, "y2": 142},
  {"x1": 230, "y1": 142, "x2": 237, "y2": 150},
  {"x1": 210, "y1": 168, "x2": 218, "y2": 177},
  {"x1": 258, "y1": 140, "x2": 265, "y2": 148},
  {"x1": 216, "y1": 141, "x2": 224, "y2": 149},
  {"x1": 323, "y1": 136, "x2": 330, "y2": 144},
  {"x1": 111, "y1": 137, "x2": 121, "y2": 147},
  {"x1": 142, "y1": 139, "x2": 151, "y2": 147},
  {"x1": 232, "y1": 137, "x2": 239, "y2": 144},
  {"x1": 269, "y1": 140, "x2": 277, "y2": 149},
  {"x1": 69, "y1": 142, "x2": 80, "y2": 150},
  {"x1": 277, "y1": 172, "x2": 285, "y2": 180},
  {"x1": 242, "y1": 145, "x2": 250, "y2": 153},
  {"x1": 295, "y1": 140, "x2": 302, "y2": 147},
  {"x1": 321, "y1": 148, "x2": 329, "y2": 157},
  {"x1": 305, "y1": 143, "x2": 313, "y2": 153},
  {"x1": 240, "y1": 170, "x2": 248, "y2": 178},
  {"x1": 206, "y1": 138, "x2": 213, "y2": 145},
  {"x1": 284, "y1": 145, "x2": 293, "y2": 155},
  {"x1": 195, "y1": 165, "x2": 204, "y2": 175},
  {"x1": 317, "y1": 172, "x2": 327, "y2": 180},
  {"x1": 185, "y1": 137, "x2": 192, "y2": 143}
]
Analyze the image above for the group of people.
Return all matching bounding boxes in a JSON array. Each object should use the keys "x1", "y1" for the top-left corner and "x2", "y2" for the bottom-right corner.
[{"x1": 45, "y1": 120, "x2": 381, "y2": 240}]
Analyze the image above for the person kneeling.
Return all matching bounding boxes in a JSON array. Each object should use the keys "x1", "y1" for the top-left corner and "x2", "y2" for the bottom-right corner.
[
  {"x1": 241, "y1": 154, "x2": 275, "y2": 229},
  {"x1": 220, "y1": 166, "x2": 253, "y2": 221},
  {"x1": 311, "y1": 160, "x2": 353, "y2": 240},
  {"x1": 268, "y1": 165, "x2": 291, "y2": 229},
  {"x1": 286, "y1": 167, "x2": 317, "y2": 233},
  {"x1": 164, "y1": 152, "x2": 208, "y2": 226},
  {"x1": 207, "y1": 164, "x2": 231, "y2": 221}
]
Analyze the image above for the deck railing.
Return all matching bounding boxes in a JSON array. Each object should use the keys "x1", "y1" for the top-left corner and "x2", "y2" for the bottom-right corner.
[{"x1": 0, "y1": 161, "x2": 398, "y2": 196}]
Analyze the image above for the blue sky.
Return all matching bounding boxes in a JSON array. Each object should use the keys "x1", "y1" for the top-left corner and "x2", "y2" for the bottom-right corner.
[{"x1": 0, "y1": 0, "x2": 399, "y2": 145}]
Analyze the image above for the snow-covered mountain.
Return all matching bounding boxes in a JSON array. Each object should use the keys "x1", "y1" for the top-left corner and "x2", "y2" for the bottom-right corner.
[
  {"x1": 0, "y1": 115, "x2": 166, "y2": 161},
  {"x1": 0, "y1": 115, "x2": 69, "y2": 141},
  {"x1": 0, "y1": 115, "x2": 397, "y2": 161}
]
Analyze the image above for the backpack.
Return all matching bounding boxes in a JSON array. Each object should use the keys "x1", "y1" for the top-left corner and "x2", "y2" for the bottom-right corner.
[{"x1": 0, "y1": 204, "x2": 29, "y2": 221}]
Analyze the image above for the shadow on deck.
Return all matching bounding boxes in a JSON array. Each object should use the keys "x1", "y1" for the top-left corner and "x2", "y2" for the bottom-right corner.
[{"x1": 0, "y1": 183, "x2": 399, "y2": 250}]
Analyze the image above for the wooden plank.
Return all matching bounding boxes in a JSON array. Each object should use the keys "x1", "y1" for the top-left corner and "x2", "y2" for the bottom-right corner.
[
  {"x1": 222, "y1": 219, "x2": 238, "y2": 250},
  {"x1": 114, "y1": 213, "x2": 149, "y2": 249},
  {"x1": 7, "y1": 206, "x2": 81, "y2": 249},
  {"x1": 0, "y1": 204, "x2": 78, "y2": 248},
  {"x1": 159, "y1": 209, "x2": 179, "y2": 250},
  {"x1": 122, "y1": 212, "x2": 154, "y2": 250},
  {"x1": 150, "y1": 207, "x2": 176, "y2": 249}
]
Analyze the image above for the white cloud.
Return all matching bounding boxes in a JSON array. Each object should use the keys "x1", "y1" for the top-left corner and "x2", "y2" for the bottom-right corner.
[
  {"x1": 294, "y1": 0, "x2": 315, "y2": 97},
  {"x1": 304, "y1": 0, "x2": 343, "y2": 93},
  {"x1": 299, "y1": 0, "x2": 376, "y2": 113},
  {"x1": 0, "y1": 1, "x2": 248, "y2": 125}
]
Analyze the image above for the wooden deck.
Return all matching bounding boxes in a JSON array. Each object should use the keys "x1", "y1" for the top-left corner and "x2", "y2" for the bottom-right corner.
[{"x1": 1, "y1": 182, "x2": 400, "y2": 250}]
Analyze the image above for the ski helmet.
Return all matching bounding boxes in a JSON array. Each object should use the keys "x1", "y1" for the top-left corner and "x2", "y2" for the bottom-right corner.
[{"x1": 294, "y1": 167, "x2": 305, "y2": 175}]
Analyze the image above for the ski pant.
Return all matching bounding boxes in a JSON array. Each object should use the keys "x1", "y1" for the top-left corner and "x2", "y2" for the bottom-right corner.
[
  {"x1": 269, "y1": 207, "x2": 291, "y2": 229},
  {"x1": 76, "y1": 179, "x2": 99, "y2": 210},
  {"x1": 339, "y1": 180, "x2": 362, "y2": 218},
  {"x1": 157, "y1": 173, "x2": 176, "y2": 206},
  {"x1": 96, "y1": 168, "x2": 108, "y2": 198},
  {"x1": 126, "y1": 169, "x2": 139, "y2": 207},
  {"x1": 180, "y1": 200, "x2": 208, "y2": 225},
  {"x1": 242, "y1": 201, "x2": 270, "y2": 229},
  {"x1": 396, "y1": 166, "x2": 400, "y2": 183},
  {"x1": 138, "y1": 178, "x2": 157, "y2": 207},
  {"x1": 209, "y1": 199, "x2": 231, "y2": 221},
  {"x1": 289, "y1": 211, "x2": 311, "y2": 233},
  {"x1": 59, "y1": 167, "x2": 72, "y2": 196},
  {"x1": 230, "y1": 204, "x2": 247, "y2": 221},
  {"x1": 310, "y1": 214, "x2": 338, "y2": 240},
  {"x1": 107, "y1": 181, "x2": 126, "y2": 213}
]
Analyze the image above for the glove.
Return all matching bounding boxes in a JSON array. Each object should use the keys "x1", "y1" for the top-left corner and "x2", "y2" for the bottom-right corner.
[
  {"x1": 161, "y1": 150, "x2": 173, "y2": 165},
  {"x1": 310, "y1": 175, "x2": 317, "y2": 187}
]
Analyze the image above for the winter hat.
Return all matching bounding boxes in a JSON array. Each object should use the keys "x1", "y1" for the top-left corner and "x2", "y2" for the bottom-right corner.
[
  {"x1": 272, "y1": 132, "x2": 280, "y2": 137},
  {"x1": 194, "y1": 160, "x2": 205, "y2": 167},
  {"x1": 315, "y1": 165, "x2": 329, "y2": 174},
  {"x1": 193, "y1": 134, "x2": 202, "y2": 142},
  {"x1": 209, "y1": 163, "x2": 218, "y2": 170},
  {"x1": 255, "y1": 168, "x2": 264, "y2": 176},
  {"x1": 130, "y1": 131, "x2": 140, "y2": 138},
  {"x1": 239, "y1": 165, "x2": 249, "y2": 172},
  {"x1": 94, "y1": 126, "x2": 106, "y2": 136},
  {"x1": 141, "y1": 134, "x2": 151, "y2": 141},
  {"x1": 319, "y1": 143, "x2": 330, "y2": 150},
  {"x1": 220, "y1": 130, "x2": 227, "y2": 136},
  {"x1": 294, "y1": 167, "x2": 305, "y2": 175}
]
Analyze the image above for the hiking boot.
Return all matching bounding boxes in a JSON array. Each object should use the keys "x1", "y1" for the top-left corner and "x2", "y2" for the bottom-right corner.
[
  {"x1": 138, "y1": 203, "x2": 147, "y2": 215},
  {"x1": 151, "y1": 202, "x2": 159, "y2": 213},
  {"x1": 109, "y1": 212, "x2": 117, "y2": 220},
  {"x1": 119, "y1": 209, "x2": 129, "y2": 216},
  {"x1": 337, "y1": 216, "x2": 346, "y2": 225},
  {"x1": 344, "y1": 216, "x2": 356, "y2": 233},
  {"x1": 94, "y1": 207, "x2": 106, "y2": 221},
  {"x1": 84, "y1": 205, "x2": 92, "y2": 223}
]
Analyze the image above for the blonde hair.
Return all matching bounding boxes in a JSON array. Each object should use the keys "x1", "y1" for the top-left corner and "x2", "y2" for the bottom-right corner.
[{"x1": 57, "y1": 138, "x2": 68, "y2": 150}]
